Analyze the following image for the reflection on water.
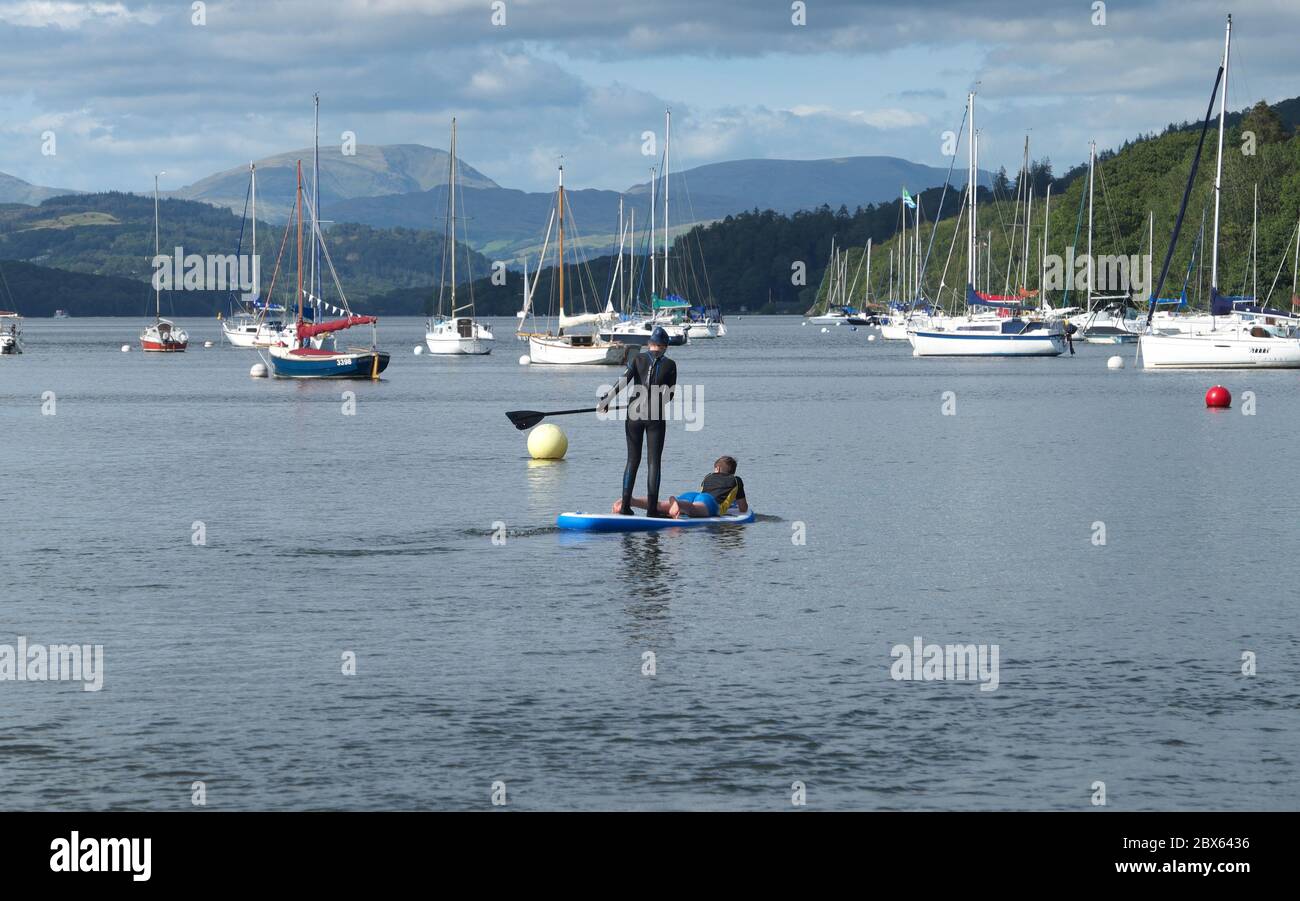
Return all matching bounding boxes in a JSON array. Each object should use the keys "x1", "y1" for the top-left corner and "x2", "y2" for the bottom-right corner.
[{"x1": 618, "y1": 532, "x2": 674, "y2": 639}]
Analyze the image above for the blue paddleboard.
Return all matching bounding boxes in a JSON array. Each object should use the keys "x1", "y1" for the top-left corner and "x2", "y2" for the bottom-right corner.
[{"x1": 556, "y1": 509, "x2": 755, "y2": 532}]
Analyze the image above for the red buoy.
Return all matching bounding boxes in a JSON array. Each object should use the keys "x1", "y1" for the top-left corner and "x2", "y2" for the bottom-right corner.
[{"x1": 1205, "y1": 385, "x2": 1232, "y2": 408}]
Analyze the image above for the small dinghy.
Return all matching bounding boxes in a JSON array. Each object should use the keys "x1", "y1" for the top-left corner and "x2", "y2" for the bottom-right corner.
[{"x1": 556, "y1": 509, "x2": 755, "y2": 532}]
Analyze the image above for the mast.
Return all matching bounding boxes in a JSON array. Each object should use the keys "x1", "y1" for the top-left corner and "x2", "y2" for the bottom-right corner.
[
  {"x1": 649, "y1": 166, "x2": 656, "y2": 298},
  {"x1": 153, "y1": 171, "x2": 162, "y2": 319},
  {"x1": 663, "y1": 108, "x2": 670, "y2": 297},
  {"x1": 250, "y1": 162, "x2": 257, "y2": 300},
  {"x1": 1148, "y1": 210, "x2": 1153, "y2": 300},
  {"x1": 901, "y1": 202, "x2": 907, "y2": 302},
  {"x1": 1041, "y1": 184, "x2": 1051, "y2": 301},
  {"x1": 1022, "y1": 138, "x2": 1032, "y2": 291},
  {"x1": 617, "y1": 195, "x2": 624, "y2": 312},
  {"x1": 865, "y1": 238, "x2": 872, "y2": 306},
  {"x1": 1252, "y1": 182, "x2": 1258, "y2": 299},
  {"x1": 1086, "y1": 140, "x2": 1095, "y2": 312},
  {"x1": 312, "y1": 93, "x2": 320, "y2": 315},
  {"x1": 296, "y1": 161, "x2": 304, "y2": 334},
  {"x1": 628, "y1": 208, "x2": 635, "y2": 312},
  {"x1": 967, "y1": 92, "x2": 976, "y2": 291},
  {"x1": 915, "y1": 198, "x2": 921, "y2": 301},
  {"x1": 1210, "y1": 14, "x2": 1231, "y2": 293},
  {"x1": 557, "y1": 165, "x2": 565, "y2": 333},
  {"x1": 450, "y1": 118, "x2": 457, "y2": 315}
]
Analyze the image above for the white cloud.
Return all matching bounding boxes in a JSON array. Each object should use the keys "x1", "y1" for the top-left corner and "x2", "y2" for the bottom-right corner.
[{"x1": 0, "y1": 1, "x2": 157, "y2": 29}]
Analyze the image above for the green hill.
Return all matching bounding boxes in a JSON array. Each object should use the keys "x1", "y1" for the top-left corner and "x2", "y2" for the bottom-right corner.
[
  {"x1": 811, "y1": 100, "x2": 1300, "y2": 312},
  {"x1": 0, "y1": 191, "x2": 490, "y2": 311}
]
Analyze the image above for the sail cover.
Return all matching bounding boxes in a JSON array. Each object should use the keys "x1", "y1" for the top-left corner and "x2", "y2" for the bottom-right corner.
[
  {"x1": 297, "y1": 315, "x2": 378, "y2": 340},
  {"x1": 967, "y1": 286, "x2": 1023, "y2": 309}
]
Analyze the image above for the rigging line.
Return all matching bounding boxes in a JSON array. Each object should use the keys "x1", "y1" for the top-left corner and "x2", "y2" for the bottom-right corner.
[
  {"x1": 1061, "y1": 173, "x2": 1088, "y2": 307},
  {"x1": 262, "y1": 196, "x2": 295, "y2": 314},
  {"x1": 1261, "y1": 212, "x2": 1299, "y2": 306},
  {"x1": 300, "y1": 191, "x2": 352, "y2": 313},
  {"x1": 1148, "y1": 63, "x2": 1224, "y2": 326}
]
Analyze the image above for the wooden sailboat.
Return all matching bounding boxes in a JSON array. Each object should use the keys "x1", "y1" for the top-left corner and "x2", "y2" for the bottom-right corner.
[
  {"x1": 518, "y1": 165, "x2": 632, "y2": 365},
  {"x1": 425, "y1": 118, "x2": 494, "y2": 355},
  {"x1": 139, "y1": 172, "x2": 189, "y2": 352},
  {"x1": 266, "y1": 161, "x2": 390, "y2": 378}
]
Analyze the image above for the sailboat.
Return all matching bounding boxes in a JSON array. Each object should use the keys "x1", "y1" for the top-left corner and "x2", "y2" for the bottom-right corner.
[
  {"x1": 139, "y1": 172, "x2": 189, "y2": 352},
  {"x1": 426, "y1": 119, "x2": 494, "y2": 355},
  {"x1": 600, "y1": 196, "x2": 688, "y2": 347},
  {"x1": 909, "y1": 93, "x2": 1066, "y2": 357},
  {"x1": 1072, "y1": 142, "x2": 1140, "y2": 344},
  {"x1": 518, "y1": 164, "x2": 633, "y2": 366},
  {"x1": 265, "y1": 161, "x2": 390, "y2": 378},
  {"x1": 1139, "y1": 15, "x2": 1300, "y2": 369},
  {"x1": 222, "y1": 163, "x2": 292, "y2": 348},
  {"x1": 0, "y1": 312, "x2": 21, "y2": 354}
]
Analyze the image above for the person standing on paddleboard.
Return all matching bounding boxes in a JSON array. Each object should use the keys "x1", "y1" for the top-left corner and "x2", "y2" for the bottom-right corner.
[{"x1": 599, "y1": 327, "x2": 677, "y2": 517}]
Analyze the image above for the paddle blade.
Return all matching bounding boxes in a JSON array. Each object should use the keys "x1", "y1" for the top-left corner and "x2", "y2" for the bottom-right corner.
[{"x1": 506, "y1": 410, "x2": 545, "y2": 430}]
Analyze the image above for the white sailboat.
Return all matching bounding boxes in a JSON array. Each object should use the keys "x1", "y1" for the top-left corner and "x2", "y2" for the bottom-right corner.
[
  {"x1": 0, "y1": 312, "x2": 21, "y2": 354},
  {"x1": 222, "y1": 163, "x2": 293, "y2": 348},
  {"x1": 909, "y1": 93, "x2": 1065, "y2": 357},
  {"x1": 426, "y1": 118, "x2": 494, "y2": 355},
  {"x1": 139, "y1": 171, "x2": 189, "y2": 353},
  {"x1": 1139, "y1": 15, "x2": 1300, "y2": 369},
  {"x1": 518, "y1": 165, "x2": 632, "y2": 366}
]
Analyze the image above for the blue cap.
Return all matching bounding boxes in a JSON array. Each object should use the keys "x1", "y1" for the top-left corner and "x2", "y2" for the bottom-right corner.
[{"x1": 649, "y1": 326, "x2": 670, "y2": 346}]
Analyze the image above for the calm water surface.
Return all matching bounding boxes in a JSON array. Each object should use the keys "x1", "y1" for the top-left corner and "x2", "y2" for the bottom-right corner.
[{"x1": 1, "y1": 316, "x2": 1296, "y2": 810}]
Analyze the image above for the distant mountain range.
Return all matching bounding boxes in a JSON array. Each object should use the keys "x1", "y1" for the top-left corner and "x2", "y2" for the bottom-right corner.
[
  {"x1": 0, "y1": 171, "x2": 74, "y2": 205},
  {"x1": 169, "y1": 143, "x2": 499, "y2": 223},
  {"x1": 0, "y1": 146, "x2": 989, "y2": 263}
]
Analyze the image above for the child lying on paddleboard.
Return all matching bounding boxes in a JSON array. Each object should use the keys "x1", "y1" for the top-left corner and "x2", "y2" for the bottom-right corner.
[{"x1": 612, "y1": 456, "x2": 748, "y2": 518}]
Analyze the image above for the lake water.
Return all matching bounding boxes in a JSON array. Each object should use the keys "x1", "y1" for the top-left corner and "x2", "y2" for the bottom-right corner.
[{"x1": 1, "y1": 316, "x2": 1296, "y2": 810}]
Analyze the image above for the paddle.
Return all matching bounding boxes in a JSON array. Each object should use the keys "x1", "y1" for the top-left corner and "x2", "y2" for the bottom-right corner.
[{"x1": 506, "y1": 406, "x2": 625, "y2": 430}]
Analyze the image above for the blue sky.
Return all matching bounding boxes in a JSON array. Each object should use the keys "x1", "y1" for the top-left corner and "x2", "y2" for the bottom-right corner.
[{"x1": 0, "y1": 0, "x2": 1295, "y2": 195}]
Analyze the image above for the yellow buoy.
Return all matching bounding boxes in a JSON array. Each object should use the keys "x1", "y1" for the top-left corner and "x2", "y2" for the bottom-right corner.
[{"x1": 527, "y1": 423, "x2": 568, "y2": 460}]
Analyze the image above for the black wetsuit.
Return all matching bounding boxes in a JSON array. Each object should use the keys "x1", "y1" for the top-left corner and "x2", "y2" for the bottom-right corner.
[{"x1": 605, "y1": 351, "x2": 677, "y2": 516}]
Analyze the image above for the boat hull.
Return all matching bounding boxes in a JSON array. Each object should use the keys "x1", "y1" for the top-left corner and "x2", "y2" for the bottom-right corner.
[
  {"x1": 268, "y1": 346, "x2": 391, "y2": 378},
  {"x1": 1139, "y1": 332, "x2": 1300, "y2": 369},
  {"x1": 0, "y1": 338, "x2": 20, "y2": 355},
  {"x1": 426, "y1": 334, "x2": 493, "y2": 355},
  {"x1": 527, "y1": 335, "x2": 633, "y2": 365},
  {"x1": 140, "y1": 340, "x2": 188, "y2": 352},
  {"x1": 908, "y1": 330, "x2": 1065, "y2": 357}
]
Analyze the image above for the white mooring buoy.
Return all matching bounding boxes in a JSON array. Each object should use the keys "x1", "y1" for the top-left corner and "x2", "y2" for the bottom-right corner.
[
  {"x1": 519, "y1": 355, "x2": 531, "y2": 365},
  {"x1": 250, "y1": 362, "x2": 268, "y2": 378},
  {"x1": 1107, "y1": 355, "x2": 1124, "y2": 370}
]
